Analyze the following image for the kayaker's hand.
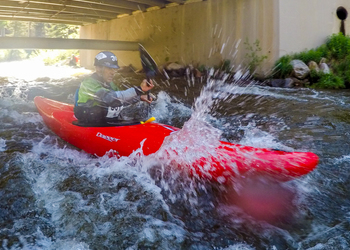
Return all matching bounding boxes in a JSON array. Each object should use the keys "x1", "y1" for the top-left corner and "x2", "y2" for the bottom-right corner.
[
  {"x1": 140, "y1": 94, "x2": 153, "y2": 104},
  {"x1": 140, "y1": 79, "x2": 154, "y2": 92}
]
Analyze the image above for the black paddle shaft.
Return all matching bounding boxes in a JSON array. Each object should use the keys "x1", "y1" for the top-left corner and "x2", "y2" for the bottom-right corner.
[{"x1": 139, "y1": 44, "x2": 158, "y2": 101}]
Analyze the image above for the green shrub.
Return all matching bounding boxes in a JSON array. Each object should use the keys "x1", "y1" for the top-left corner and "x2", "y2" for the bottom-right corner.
[
  {"x1": 272, "y1": 55, "x2": 293, "y2": 78},
  {"x1": 309, "y1": 69, "x2": 321, "y2": 84},
  {"x1": 293, "y1": 46, "x2": 327, "y2": 64},
  {"x1": 272, "y1": 33, "x2": 350, "y2": 89},
  {"x1": 220, "y1": 60, "x2": 231, "y2": 72},
  {"x1": 244, "y1": 38, "x2": 268, "y2": 74},
  {"x1": 329, "y1": 54, "x2": 350, "y2": 86},
  {"x1": 326, "y1": 33, "x2": 350, "y2": 60},
  {"x1": 312, "y1": 72, "x2": 345, "y2": 89},
  {"x1": 0, "y1": 49, "x2": 27, "y2": 61}
]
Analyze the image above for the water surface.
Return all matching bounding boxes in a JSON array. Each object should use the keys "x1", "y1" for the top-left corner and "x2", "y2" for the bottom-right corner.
[{"x1": 1, "y1": 60, "x2": 350, "y2": 250}]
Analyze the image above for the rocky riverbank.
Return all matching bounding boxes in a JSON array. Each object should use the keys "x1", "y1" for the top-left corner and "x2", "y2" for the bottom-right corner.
[
  {"x1": 118, "y1": 57, "x2": 334, "y2": 89},
  {"x1": 269, "y1": 58, "x2": 331, "y2": 88}
]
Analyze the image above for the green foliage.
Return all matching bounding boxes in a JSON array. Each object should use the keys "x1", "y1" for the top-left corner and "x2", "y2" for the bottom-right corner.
[
  {"x1": 2, "y1": 21, "x2": 79, "y2": 39},
  {"x1": 331, "y1": 54, "x2": 350, "y2": 85},
  {"x1": 33, "y1": 22, "x2": 45, "y2": 37},
  {"x1": 244, "y1": 38, "x2": 268, "y2": 74},
  {"x1": 309, "y1": 69, "x2": 321, "y2": 84},
  {"x1": 198, "y1": 65, "x2": 206, "y2": 72},
  {"x1": 45, "y1": 24, "x2": 79, "y2": 39},
  {"x1": 220, "y1": 60, "x2": 231, "y2": 72},
  {"x1": 6, "y1": 21, "x2": 29, "y2": 37},
  {"x1": 38, "y1": 50, "x2": 79, "y2": 65},
  {"x1": 0, "y1": 21, "x2": 80, "y2": 62},
  {"x1": 0, "y1": 21, "x2": 6, "y2": 28},
  {"x1": 312, "y1": 72, "x2": 345, "y2": 89},
  {"x1": 273, "y1": 33, "x2": 350, "y2": 89},
  {"x1": 272, "y1": 55, "x2": 293, "y2": 79},
  {"x1": 293, "y1": 46, "x2": 327, "y2": 64},
  {"x1": 326, "y1": 33, "x2": 350, "y2": 60},
  {"x1": 0, "y1": 50, "x2": 28, "y2": 62}
]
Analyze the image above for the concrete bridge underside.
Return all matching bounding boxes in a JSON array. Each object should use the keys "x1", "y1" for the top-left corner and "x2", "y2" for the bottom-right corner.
[{"x1": 0, "y1": 0, "x2": 189, "y2": 25}]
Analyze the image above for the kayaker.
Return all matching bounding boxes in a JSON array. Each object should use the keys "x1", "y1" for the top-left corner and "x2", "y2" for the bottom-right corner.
[{"x1": 74, "y1": 51, "x2": 154, "y2": 124}]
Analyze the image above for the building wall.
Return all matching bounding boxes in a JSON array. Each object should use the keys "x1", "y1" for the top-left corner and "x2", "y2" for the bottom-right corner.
[
  {"x1": 80, "y1": 0, "x2": 278, "y2": 73},
  {"x1": 278, "y1": 0, "x2": 350, "y2": 57},
  {"x1": 79, "y1": 0, "x2": 350, "y2": 73}
]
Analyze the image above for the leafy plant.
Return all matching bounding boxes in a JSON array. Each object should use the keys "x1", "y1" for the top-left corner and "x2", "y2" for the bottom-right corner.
[
  {"x1": 309, "y1": 69, "x2": 321, "y2": 84},
  {"x1": 272, "y1": 55, "x2": 293, "y2": 79},
  {"x1": 244, "y1": 38, "x2": 268, "y2": 74},
  {"x1": 220, "y1": 59, "x2": 231, "y2": 73},
  {"x1": 45, "y1": 23, "x2": 79, "y2": 39},
  {"x1": 198, "y1": 65, "x2": 206, "y2": 72},
  {"x1": 326, "y1": 33, "x2": 350, "y2": 60},
  {"x1": 272, "y1": 33, "x2": 350, "y2": 89},
  {"x1": 293, "y1": 46, "x2": 327, "y2": 64},
  {"x1": 312, "y1": 72, "x2": 345, "y2": 89}
]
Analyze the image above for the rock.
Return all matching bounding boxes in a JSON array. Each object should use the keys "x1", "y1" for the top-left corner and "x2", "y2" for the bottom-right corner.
[
  {"x1": 270, "y1": 78, "x2": 295, "y2": 88},
  {"x1": 35, "y1": 77, "x2": 51, "y2": 82},
  {"x1": 291, "y1": 60, "x2": 310, "y2": 79},
  {"x1": 291, "y1": 77, "x2": 310, "y2": 87},
  {"x1": 193, "y1": 68, "x2": 202, "y2": 78},
  {"x1": 0, "y1": 77, "x2": 8, "y2": 85},
  {"x1": 165, "y1": 62, "x2": 186, "y2": 77},
  {"x1": 319, "y1": 63, "x2": 331, "y2": 74},
  {"x1": 284, "y1": 78, "x2": 295, "y2": 88},
  {"x1": 319, "y1": 57, "x2": 327, "y2": 64},
  {"x1": 308, "y1": 61, "x2": 320, "y2": 72},
  {"x1": 270, "y1": 79, "x2": 284, "y2": 88},
  {"x1": 165, "y1": 62, "x2": 185, "y2": 71}
]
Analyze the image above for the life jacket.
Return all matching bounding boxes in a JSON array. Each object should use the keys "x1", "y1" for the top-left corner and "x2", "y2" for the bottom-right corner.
[{"x1": 75, "y1": 73, "x2": 119, "y2": 107}]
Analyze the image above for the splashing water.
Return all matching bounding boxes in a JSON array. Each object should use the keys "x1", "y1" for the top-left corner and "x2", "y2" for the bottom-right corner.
[{"x1": 3, "y1": 60, "x2": 350, "y2": 249}]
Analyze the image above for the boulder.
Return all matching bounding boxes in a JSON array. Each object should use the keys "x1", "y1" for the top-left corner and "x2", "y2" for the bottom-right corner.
[
  {"x1": 193, "y1": 68, "x2": 202, "y2": 78},
  {"x1": 291, "y1": 60, "x2": 310, "y2": 79},
  {"x1": 165, "y1": 62, "x2": 186, "y2": 77},
  {"x1": 291, "y1": 77, "x2": 308, "y2": 87},
  {"x1": 319, "y1": 63, "x2": 331, "y2": 74},
  {"x1": 270, "y1": 78, "x2": 294, "y2": 88},
  {"x1": 319, "y1": 57, "x2": 327, "y2": 64},
  {"x1": 308, "y1": 61, "x2": 320, "y2": 72},
  {"x1": 165, "y1": 62, "x2": 185, "y2": 71},
  {"x1": 284, "y1": 78, "x2": 295, "y2": 88}
]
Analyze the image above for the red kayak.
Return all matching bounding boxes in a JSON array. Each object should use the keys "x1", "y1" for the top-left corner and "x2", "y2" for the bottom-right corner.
[{"x1": 34, "y1": 96, "x2": 318, "y2": 183}]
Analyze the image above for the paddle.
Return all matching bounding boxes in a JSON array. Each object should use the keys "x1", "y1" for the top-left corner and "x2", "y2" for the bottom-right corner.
[{"x1": 139, "y1": 44, "x2": 159, "y2": 101}]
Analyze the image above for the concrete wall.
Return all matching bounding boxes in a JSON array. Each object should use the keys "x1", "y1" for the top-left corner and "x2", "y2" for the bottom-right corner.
[
  {"x1": 279, "y1": 0, "x2": 350, "y2": 57},
  {"x1": 80, "y1": 0, "x2": 278, "y2": 73},
  {"x1": 79, "y1": 0, "x2": 350, "y2": 73}
]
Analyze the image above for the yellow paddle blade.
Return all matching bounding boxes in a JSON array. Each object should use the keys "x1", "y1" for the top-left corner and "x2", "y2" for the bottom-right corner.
[{"x1": 141, "y1": 117, "x2": 156, "y2": 124}]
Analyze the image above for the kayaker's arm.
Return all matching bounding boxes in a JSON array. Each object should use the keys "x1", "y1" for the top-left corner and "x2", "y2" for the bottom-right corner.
[
  {"x1": 96, "y1": 88, "x2": 138, "y2": 106},
  {"x1": 96, "y1": 79, "x2": 154, "y2": 106}
]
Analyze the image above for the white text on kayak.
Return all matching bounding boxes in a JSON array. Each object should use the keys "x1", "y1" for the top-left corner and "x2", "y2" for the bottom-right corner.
[{"x1": 96, "y1": 132, "x2": 119, "y2": 143}]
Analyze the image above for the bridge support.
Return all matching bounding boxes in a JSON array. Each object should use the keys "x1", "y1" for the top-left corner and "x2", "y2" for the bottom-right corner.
[{"x1": 0, "y1": 37, "x2": 138, "y2": 51}]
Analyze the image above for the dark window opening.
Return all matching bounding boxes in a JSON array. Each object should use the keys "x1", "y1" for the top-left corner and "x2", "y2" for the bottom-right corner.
[
  {"x1": 337, "y1": 7, "x2": 348, "y2": 35},
  {"x1": 337, "y1": 7, "x2": 348, "y2": 20}
]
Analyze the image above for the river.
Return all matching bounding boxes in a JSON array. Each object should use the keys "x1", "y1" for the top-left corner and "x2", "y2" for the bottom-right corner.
[{"x1": 0, "y1": 59, "x2": 350, "y2": 250}]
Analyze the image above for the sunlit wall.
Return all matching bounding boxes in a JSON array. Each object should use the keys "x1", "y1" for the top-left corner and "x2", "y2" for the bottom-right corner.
[{"x1": 80, "y1": 0, "x2": 350, "y2": 74}]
